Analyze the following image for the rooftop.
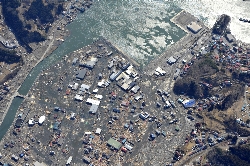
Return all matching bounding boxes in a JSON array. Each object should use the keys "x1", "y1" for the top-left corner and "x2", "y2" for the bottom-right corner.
[
  {"x1": 107, "y1": 138, "x2": 122, "y2": 150},
  {"x1": 187, "y1": 22, "x2": 202, "y2": 34},
  {"x1": 76, "y1": 68, "x2": 87, "y2": 80}
]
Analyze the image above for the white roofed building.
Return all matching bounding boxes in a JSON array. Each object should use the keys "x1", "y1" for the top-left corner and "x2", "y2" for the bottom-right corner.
[
  {"x1": 38, "y1": 116, "x2": 45, "y2": 125},
  {"x1": 155, "y1": 67, "x2": 166, "y2": 76}
]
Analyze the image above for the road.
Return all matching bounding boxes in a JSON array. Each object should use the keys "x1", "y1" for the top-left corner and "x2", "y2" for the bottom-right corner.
[{"x1": 176, "y1": 141, "x2": 228, "y2": 166}]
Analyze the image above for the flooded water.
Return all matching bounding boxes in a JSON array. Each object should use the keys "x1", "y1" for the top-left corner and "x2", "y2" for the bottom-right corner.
[
  {"x1": 2, "y1": 0, "x2": 250, "y2": 140},
  {"x1": 177, "y1": 0, "x2": 250, "y2": 43},
  {"x1": 0, "y1": 97, "x2": 23, "y2": 140},
  {"x1": 18, "y1": 0, "x2": 187, "y2": 95}
]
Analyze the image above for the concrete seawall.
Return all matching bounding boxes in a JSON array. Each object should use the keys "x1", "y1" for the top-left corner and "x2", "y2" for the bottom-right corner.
[
  {"x1": 170, "y1": 10, "x2": 189, "y2": 33},
  {"x1": 144, "y1": 9, "x2": 210, "y2": 74}
]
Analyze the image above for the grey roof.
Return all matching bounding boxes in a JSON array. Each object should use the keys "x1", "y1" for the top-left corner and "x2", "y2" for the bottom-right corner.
[
  {"x1": 58, "y1": 137, "x2": 64, "y2": 146},
  {"x1": 110, "y1": 70, "x2": 122, "y2": 81},
  {"x1": 85, "y1": 61, "x2": 96, "y2": 69},
  {"x1": 89, "y1": 104, "x2": 99, "y2": 114},
  {"x1": 76, "y1": 69, "x2": 87, "y2": 80},
  {"x1": 15, "y1": 119, "x2": 23, "y2": 127}
]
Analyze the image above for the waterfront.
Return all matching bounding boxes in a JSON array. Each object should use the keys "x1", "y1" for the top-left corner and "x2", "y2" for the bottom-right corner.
[
  {"x1": 18, "y1": 0, "x2": 186, "y2": 95},
  {"x1": 0, "y1": 97, "x2": 23, "y2": 140},
  {"x1": 1, "y1": 0, "x2": 187, "y2": 142},
  {"x1": 1, "y1": 0, "x2": 249, "y2": 165},
  {"x1": 2, "y1": 0, "x2": 250, "y2": 142},
  {"x1": 177, "y1": 0, "x2": 250, "y2": 43}
]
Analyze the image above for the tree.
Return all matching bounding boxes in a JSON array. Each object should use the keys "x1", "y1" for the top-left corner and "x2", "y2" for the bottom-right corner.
[{"x1": 56, "y1": 4, "x2": 64, "y2": 15}]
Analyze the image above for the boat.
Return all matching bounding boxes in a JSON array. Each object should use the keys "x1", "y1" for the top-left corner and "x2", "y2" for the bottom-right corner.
[
  {"x1": 244, "y1": 19, "x2": 248, "y2": 22},
  {"x1": 239, "y1": 18, "x2": 243, "y2": 21}
]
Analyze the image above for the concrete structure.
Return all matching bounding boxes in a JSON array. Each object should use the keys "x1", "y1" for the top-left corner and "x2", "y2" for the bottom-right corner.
[
  {"x1": 79, "y1": 84, "x2": 90, "y2": 92},
  {"x1": 80, "y1": 57, "x2": 98, "y2": 69},
  {"x1": 72, "y1": 83, "x2": 79, "y2": 90},
  {"x1": 187, "y1": 22, "x2": 202, "y2": 33},
  {"x1": 72, "y1": 58, "x2": 78, "y2": 65}
]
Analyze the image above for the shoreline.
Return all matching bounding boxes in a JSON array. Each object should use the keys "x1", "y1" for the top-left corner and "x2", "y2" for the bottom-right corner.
[
  {"x1": 143, "y1": 9, "x2": 210, "y2": 74},
  {"x1": 0, "y1": 7, "x2": 250, "y2": 165},
  {"x1": 0, "y1": 8, "x2": 209, "y2": 127}
]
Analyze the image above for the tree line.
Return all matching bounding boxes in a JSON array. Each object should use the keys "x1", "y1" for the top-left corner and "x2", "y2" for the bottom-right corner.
[{"x1": 2, "y1": 0, "x2": 46, "y2": 53}]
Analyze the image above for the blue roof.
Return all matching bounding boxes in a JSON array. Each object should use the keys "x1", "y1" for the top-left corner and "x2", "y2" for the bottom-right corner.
[
  {"x1": 53, "y1": 122, "x2": 60, "y2": 130},
  {"x1": 150, "y1": 134, "x2": 156, "y2": 138},
  {"x1": 113, "y1": 108, "x2": 120, "y2": 113},
  {"x1": 184, "y1": 99, "x2": 196, "y2": 108}
]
